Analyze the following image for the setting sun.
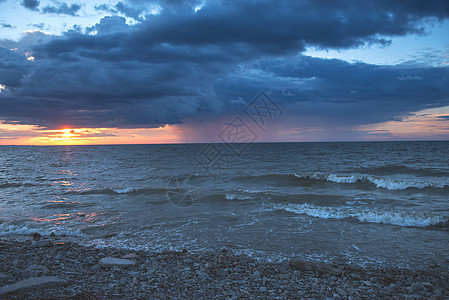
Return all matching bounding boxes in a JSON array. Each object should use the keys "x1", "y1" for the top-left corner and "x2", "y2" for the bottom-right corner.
[
  {"x1": 37, "y1": 128, "x2": 94, "y2": 145},
  {"x1": 0, "y1": 121, "x2": 184, "y2": 145},
  {"x1": 59, "y1": 129, "x2": 78, "y2": 139}
]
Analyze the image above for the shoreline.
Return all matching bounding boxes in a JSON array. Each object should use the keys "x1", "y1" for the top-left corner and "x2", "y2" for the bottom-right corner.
[{"x1": 0, "y1": 234, "x2": 448, "y2": 299}]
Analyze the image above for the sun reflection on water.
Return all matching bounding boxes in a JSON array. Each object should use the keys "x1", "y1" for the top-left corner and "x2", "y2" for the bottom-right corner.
[{"x1": 30, "y1": 211, "x2": 109, "y2": 226}]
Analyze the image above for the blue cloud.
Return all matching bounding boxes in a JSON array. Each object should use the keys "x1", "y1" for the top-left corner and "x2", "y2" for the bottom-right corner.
[
  {"x1": 21, "y1": 0, "x2": 40, "y2": 11},
  {"x1": 1, "y1": 22, "x2": 13, "y2": 28},
  {"x1": 42, "y1": 2, "x2": 81, "y2": 16},
  {"x1": 0, "y1": 0, "x2": 448, "y2": 130}
]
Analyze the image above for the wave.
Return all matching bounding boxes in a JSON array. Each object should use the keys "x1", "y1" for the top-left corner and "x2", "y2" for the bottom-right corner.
[
  {"x1": 113, "y1": 188, "x2": 137, "y2": 194},
  {"x1": 0, "y1": 221, "x2": 83, "y2": 237},
  {"x1": 279, "y1": 203, "x2": 449, "y2": 228},
  {"x1": 357, "y1": 165, "x2": 449, "y2": 177},
  {"x1": 199, "y1": 189, "x2": 272, "y2": 202},
  {"x1": 293, "y1": 172, "x2": 448, "y2": 191},
  {"x1": 0, "y1": 182, "x2": 41, "y2": 189},
  {"x1": 235, "y1": 172, "x2": 448, "y2": 191},
  {"x1": 64, "y1": 187, "x2": 168, "y2": 195},
  {"x1": 225, "y1": 194, "x2": 253, "y2": 201},
  {"x1": 40, "y1": 200, "x2": 96, "y2": 209},
  {"x1": 236, "y1": 173, "x2": 300, "y2": 185}
]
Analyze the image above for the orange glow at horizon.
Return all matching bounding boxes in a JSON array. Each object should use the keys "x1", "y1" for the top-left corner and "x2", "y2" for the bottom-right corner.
[
  {"x1": 0, "y1": 122, "x2": 185, "y2": 145},
  {"x1": 1, "y1": 106, "x2": 449, "y2": 145},
  {"x1": 358, "y1": 106, "x2": 449, "y2": 141}
]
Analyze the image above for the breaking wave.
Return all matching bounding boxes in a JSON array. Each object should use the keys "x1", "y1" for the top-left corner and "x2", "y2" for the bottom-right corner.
[
  {"x1": 293, "y1": 172, "x2": 448, "y2": 191},
  {"x1": 0, "y1": 221, "x2": 83, "y2": 237},
  {"x1": 236, "y1": 172, "x2": 448, "y2": 191},
  {"x1": 225, "y1": 194, "x2": 253, "y2": 201},
  {"x1": 280, "y1": 203, "x2": 449, "y2": 228}
]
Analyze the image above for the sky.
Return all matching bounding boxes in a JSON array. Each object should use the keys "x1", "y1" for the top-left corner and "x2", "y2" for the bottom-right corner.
[{"x1": 0, "y1": 0, "x2": 449, "y2": 145}]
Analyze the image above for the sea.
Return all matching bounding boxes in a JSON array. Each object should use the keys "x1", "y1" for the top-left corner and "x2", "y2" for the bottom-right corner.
[{"x1": 1, "y1": 142, "x2": 448, "y2": 270}]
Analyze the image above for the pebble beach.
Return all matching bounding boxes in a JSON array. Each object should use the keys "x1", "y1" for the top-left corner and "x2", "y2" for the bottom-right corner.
[{"x1": 1, "y1": 234, "x2": 448, "y2": 299}]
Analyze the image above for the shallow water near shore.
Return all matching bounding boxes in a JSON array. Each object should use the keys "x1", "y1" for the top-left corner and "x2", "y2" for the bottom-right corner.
[{"x1": 1, "y1": 141, "x2": 448, "y2": 269}]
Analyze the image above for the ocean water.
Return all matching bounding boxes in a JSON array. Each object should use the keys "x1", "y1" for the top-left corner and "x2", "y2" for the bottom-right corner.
[{"x1": 1, "y1": 142, "x2": 448, "y2": 269}]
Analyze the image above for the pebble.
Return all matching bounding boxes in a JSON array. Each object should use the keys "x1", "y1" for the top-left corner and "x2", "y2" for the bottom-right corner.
[
  {"x1": 99, "y1": 257, "x2": 136, "y2": 267},
  {"x1": 32, "y1": 240, "x2": 53, "y2": 248},
  {"x1": 336, "y1": 287, "x2": 346, "y2": 296},
  {"x1": 0, "y1": 236, "x2": 447, "y2": 299},
  {"x1": 362, "y1": 280, "x2": 372, "y2": 286},
  {"x1": 0, "y1": 276, "x2": 67, "y2": 295}
]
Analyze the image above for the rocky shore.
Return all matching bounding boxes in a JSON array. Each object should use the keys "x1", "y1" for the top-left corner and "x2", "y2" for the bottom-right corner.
[{"x1": 0, "y1": 234, "x2": 448, "y2": 299}]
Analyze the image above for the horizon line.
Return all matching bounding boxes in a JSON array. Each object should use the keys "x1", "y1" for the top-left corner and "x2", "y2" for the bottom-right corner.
[{"x1": 1, "y1": 139, "x2": 449, "y2": 147}]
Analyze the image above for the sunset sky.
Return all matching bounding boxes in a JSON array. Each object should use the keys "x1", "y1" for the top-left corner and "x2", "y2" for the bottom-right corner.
[{"x1": 1, "y1": 0, "x2": 449, "y2": 145}]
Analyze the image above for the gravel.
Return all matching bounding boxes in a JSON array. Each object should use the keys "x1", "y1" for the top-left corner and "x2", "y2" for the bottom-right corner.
[{"x1": 0, "y1": 235, "x2": 448, "y2": 299}]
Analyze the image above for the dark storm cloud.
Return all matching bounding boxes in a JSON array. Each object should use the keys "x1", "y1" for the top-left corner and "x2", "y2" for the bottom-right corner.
[
  {"x1": 85, "y1": 16, "x2": 129, "y2": 35},
  {"x1": 216, "y1": 55, "x2": 449, "y2": 126},
  {"x1": 1, "y1": 0, "x2": 449, "y2": 129},
  {"x1": 42, "y1": 2, "x2": 81, "y2": 16},
  {"x1": 38, "y1": 0, "x2": 449, "y2": 61},
  {"x1": 114, "y1": 2, "x2": 145, "y2": 21},
  {"x1": 0, "y1": 47, "x2": 30, "y2": 88},
  {"x1": 21, "y1": 0, "x2": 40, "y2": 10}
]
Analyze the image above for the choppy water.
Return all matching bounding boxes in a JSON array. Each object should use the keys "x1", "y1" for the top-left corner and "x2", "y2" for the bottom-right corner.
[{"x1": 1, "y1": 142, "x2": 448, "y2": 269}]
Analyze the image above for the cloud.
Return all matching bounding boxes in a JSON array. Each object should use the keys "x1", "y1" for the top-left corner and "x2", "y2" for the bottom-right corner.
[
  {"x1": 1, "y1": 0, "x2": 449, "y2": 131},
  {"x1": 34, "y1": 0, "x2": 449, "y2": 63},
  {"x1": 30, "y1": 23, "x2": 45, "y2": 30},
  {"x1": 95, "y1": 1, "x2": 161, "y2": 22},
  {"x1": 86, "y1": 16, "x2": 129, "y2": 35},
  {"x1": 94, "y1": 4, "x2": 109, "y2": 12},
  {"x1": 42, "y1": 2, "x2": 81, "y2": 16},
  {"x1": 230, "y1": 97, "x2": 246, "y2": 105},
  {"x1": 114, "y1": 1, "x2": 145, "y2": 21},
  {"x1": 1, "y1": 23, "x2": 13, "y2": 28},
  {"x1": 397, "y1": 75, "x2": 424, "y2": 81},
  {"x1": 224, "y1": 55, "x2": 449, "y2": 126},
  {"x1": 0, "y1": 47, "x2": 31, "y2": 88},
  {"x1": 436, "y1": 115, "x2": 449, "y2": 120},
  {"x1": 21, "y1": 0, "x2": 40, "y2": 11}
]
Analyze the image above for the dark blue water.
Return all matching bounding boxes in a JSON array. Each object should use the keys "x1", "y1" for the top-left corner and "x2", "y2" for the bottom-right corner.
[{"x1": 0, "y1": 142, "x2": 448, "y2": 269}]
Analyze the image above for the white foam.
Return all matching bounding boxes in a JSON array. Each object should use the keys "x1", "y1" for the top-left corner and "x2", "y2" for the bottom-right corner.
[
  {"x1": 327, "y1": 174, "x2": 361, "y2": 183},
  {"x1": 294, "y1": 172, "x2": 447, "y2": 190},
  {"x1": 112, "y1": 187, "x2": 137, "y2": 194},
  {"x1": 241, "y1": 189, "x2": 272, "y2": 194},
  {"x1": 0, "y1": 222, "x2": 83, "y2": 236},
  {"x1": 225, "y1": 194, "x2": 237, "y2": 200},
  {"x1": 225, "y1": 194, "x2": 252, "y2": 201},
  {"x1": 280, "y1": 203, "x2": 448, "y2": 227}
]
